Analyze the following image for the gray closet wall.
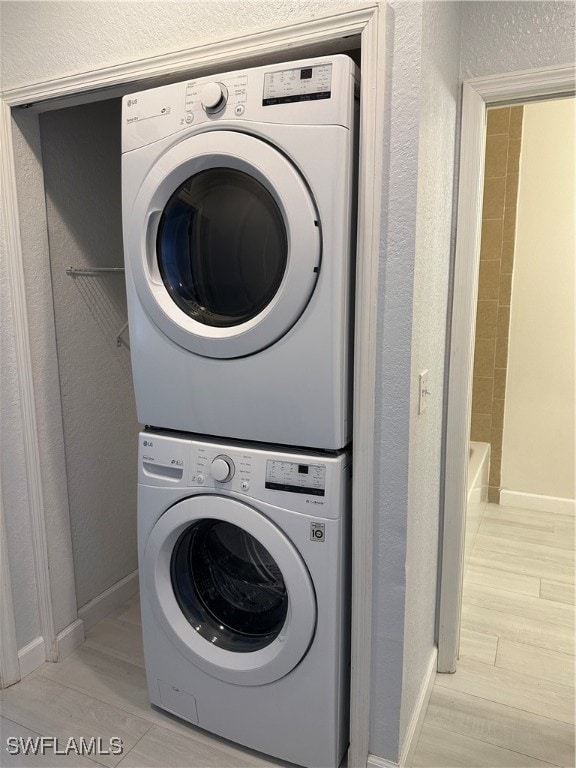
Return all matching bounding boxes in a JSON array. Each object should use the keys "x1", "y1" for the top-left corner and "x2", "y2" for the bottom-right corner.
[{"x1": 40, "y1": 98, "x2": 139, "y2": 609}]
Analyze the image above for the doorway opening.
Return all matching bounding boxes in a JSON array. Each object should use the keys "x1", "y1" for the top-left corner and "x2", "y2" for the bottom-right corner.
[
  {"x1": 462, "y1": 87, "x2": 575, "y2": 697},
  {"x1": 437, "y1": 67, "x2": 575, "y2": 677},
  {"x1": 420, "y1": 95, "x2": 575, "y2": 767}
]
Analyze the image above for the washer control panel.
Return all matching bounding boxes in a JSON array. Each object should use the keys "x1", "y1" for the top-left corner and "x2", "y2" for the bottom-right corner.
[
  {"x1": 210, "y1": 455, "x2": 234, "y2": 483},
  {"x1": 194, "y1": 445, "x2": 251, "y2": 490},
  {"x1": 138, "y1": 432, "x2": 349, "y2": 519}
]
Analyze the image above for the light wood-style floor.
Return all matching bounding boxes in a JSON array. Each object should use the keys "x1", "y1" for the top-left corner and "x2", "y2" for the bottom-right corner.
[
  {"x1": 1, "y1": 503, "x2": 573, "y2": 767},
  {"x1": 0, "y1": 597, "x2": 288, "y2": 768},
  {"x1": 412, "y1": 502, "x2": 575, "y2": 768}
]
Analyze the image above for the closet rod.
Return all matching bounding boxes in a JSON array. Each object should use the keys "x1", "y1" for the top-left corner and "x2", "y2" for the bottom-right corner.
[{"x1": 66, "y1": 267, "x2": 125, "y2": 276}]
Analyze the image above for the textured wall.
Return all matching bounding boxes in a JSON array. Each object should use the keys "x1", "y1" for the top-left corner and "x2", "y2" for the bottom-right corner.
[
  {"x1": 502, "y1": 98, "x2": 575, "y2": 500},
  {"x1": 40, "y1": 99, "x2": 140, "y2": 608},
  {"x1": 0, "y1": 236, "x2": 41, "y2": 649},
  {"x1": 400, "y1": 0, "x2": 462, "y2": 753},
  {"x1": 0, "y1": 0, "x2": 358, "y2": 91},
  {"x1": 460, "y1": 1, "x2": 575, "y2": 80},
  {"x1": 370, "y1": 0, "x2": 422, "y2": 758}
]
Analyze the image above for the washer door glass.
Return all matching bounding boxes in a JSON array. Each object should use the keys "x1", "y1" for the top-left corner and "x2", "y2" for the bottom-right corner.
[
  {"x1": 143, "y1": 495, "x2": 316, "y2": 685},
  {"x1": 171, "y1": 519, "x2": 288, "y2": 651},
  {"x1": 157, "y1": 169, "x2": 288, "y2": 328}
]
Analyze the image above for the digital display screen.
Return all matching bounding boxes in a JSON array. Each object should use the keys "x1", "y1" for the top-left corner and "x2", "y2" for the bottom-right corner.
[
  {"x1": 265, "y1": 459, "x2": 326, "y2": 496},
  {"x1": 262, "y1": 63, "x2": 332, "y2": 106}
]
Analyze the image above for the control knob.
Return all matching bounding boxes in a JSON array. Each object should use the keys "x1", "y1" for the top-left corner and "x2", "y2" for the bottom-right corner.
[
  {"x1": 200, "y1": 82, "x2": 228, "y2": 113},
  {"x1": 210, "y1": 455, "x2": 234, "y2": 483}
]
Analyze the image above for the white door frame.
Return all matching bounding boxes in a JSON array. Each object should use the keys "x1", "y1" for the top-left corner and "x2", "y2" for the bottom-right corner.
[
  {"x1": 437, "y1": 64, "x2": 576, "y2": 674},
  {"x1": 0, "y1": 5, "x2": 387, "y2": 767},
  {"x1": 1, "y1": 97, "x2": 59, "y2": 675}
]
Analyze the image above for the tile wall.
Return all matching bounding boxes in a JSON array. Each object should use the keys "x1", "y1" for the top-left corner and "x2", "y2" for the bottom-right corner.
[{"x1": 470, "y1": 105, "x2": 523, "y2": 503}]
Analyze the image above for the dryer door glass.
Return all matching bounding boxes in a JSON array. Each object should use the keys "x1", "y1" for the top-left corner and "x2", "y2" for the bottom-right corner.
[
  {"x1": 171, "y1": 519, "x2": 288, "y2": 652},
  {"x1": 157, "y1": 169, "x2": 288, "y2": 328}
]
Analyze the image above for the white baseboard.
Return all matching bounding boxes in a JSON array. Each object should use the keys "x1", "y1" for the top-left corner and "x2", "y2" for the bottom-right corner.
[
  {"x1": 13, "y1": 575, "x2": 137, "y2": 679},
  {"x1": 367, "y1": 648, "x2": 437, "y2": 768},
  {"x1": 468, "y1": 488, "x2": 482, "y2": 504},
  {"x1": 399, "y1": 647, "x2": 437, "y2": 768},
  {"x1": 499, "y1": 490, "x2": 575, "y2": 517},
  {"x1": 468, "y1": 442, "x2": 490, "y2": 506},
  {"x1": 78, "y1": 570, "x2": 139, "y2": 632},
  {"x1": 367, "y1": 754, "x2": 399, "y2": 768},
  {"x1": 18, "y1": 636, "x2": 45, "y2": 679},
  {"x1": 56, "y1": 618, "x2": 85, "y2": 660}
]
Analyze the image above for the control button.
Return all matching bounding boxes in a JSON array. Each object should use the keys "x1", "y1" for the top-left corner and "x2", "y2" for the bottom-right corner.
[
  {"x1": 234, "y1": 104, "x2": 245, "y2": 116},
  {"x1": 241, "y1": 480, "x2": 250, "y2": 491},
  {"x1": 196, "y1": 474, "x2": 205, "y2": 485},
  {"x1": 200, "y1": 82, "x2": 228, "y2": 113},
  {"x1": 210, "y1": 455, "x2": 235, "y2": 483},
  {"x1": 185, "y1": 113, "x2": 193, "y2": 124}
]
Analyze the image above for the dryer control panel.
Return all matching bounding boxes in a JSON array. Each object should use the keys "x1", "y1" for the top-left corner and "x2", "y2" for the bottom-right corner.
[
  {"x1": 121, "y1": 54, "x2": 358, "y2": 153},
  {"x1": 138, "y1": 431, "x2": 349, "y2": 519},
  {"x1": 262, "y1": 63, "x2": 332, "y2": 106}
]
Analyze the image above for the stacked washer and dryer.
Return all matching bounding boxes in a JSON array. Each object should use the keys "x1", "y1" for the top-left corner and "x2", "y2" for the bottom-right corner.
[{"x1": 121, "y1": 55, "x2": 358, "y2": 768}]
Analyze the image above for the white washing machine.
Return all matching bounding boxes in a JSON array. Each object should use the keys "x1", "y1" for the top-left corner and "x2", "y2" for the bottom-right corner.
[
  {"x1": 138, "y1": 430, "x2": 351, "y2": 768},
  {"x1": 122, "y1": 56, "x2": 358, "y2": 450}
]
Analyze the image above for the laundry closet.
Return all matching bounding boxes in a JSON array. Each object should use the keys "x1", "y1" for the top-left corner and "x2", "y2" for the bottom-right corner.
[
  {"x1": 38, "y1": 96, "x2": 140, "y2": 616},
  {"x1": 12, "y1": 49, "x2": 360, "y2": 768},
  {"x1": 29, "y1": 51, "x2": 360, "y2": 625}
]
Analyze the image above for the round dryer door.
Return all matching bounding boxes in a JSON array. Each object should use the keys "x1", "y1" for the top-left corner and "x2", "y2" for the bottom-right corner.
[
  {"x1": 127, "y1": 131, "x2": 321, "y2": 359},
  {"x1": 143, "y1": 495, "x2": 316, "y2": 685}
]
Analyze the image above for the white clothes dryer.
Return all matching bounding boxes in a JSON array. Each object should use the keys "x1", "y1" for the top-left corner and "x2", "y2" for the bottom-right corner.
[
  {"x1": 122, "y1": 56, "x2": 358, "y2": 450},
  {"x1": 137, "y1": 430, "x2": 351, "y2": 768}
]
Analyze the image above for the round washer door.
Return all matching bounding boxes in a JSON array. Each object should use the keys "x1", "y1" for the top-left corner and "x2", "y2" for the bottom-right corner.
[
  {"x1": 143, "y1": 495, "x2": 317, "y2": 685},
  {"x1": 127, "y1": 131, "x2": 321, "y2": 359}
]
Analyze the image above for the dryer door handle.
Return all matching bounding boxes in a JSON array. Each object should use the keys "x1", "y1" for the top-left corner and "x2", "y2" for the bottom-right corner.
[{"x1": 146, "y1": 210, "x2": 163, "y2": 285}]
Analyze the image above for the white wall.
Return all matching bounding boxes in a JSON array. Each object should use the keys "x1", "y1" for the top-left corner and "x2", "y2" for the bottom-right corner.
[
  {"x1": 369, "y1": 1, "x2": 463, "y2": 760},
  {"x1": 369, "y1": 2, "x2": 423, "y2": 758},
  {"x1": 401, "y1": 0, "x2": 462, "y2": 751},
  {"x1": 502, "y1": 98, "x2": 575, "y2": 501},
  {"x1": 460, "y1": 1, "x2": 575, "y2": 80},
  {"x1": 0, "y1": 0, "x2": 355, "y2": 91}
]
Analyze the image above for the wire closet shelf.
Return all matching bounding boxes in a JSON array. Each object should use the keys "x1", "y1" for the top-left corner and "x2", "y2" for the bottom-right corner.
[{"x1": 66, "y1": 266, "x2": 128, "y2": 347}]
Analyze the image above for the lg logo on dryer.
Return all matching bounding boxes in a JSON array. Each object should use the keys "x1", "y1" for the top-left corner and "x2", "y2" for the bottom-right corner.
[{"x1": 310, "y1": 523, "x2": 325, "y2": 542}]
